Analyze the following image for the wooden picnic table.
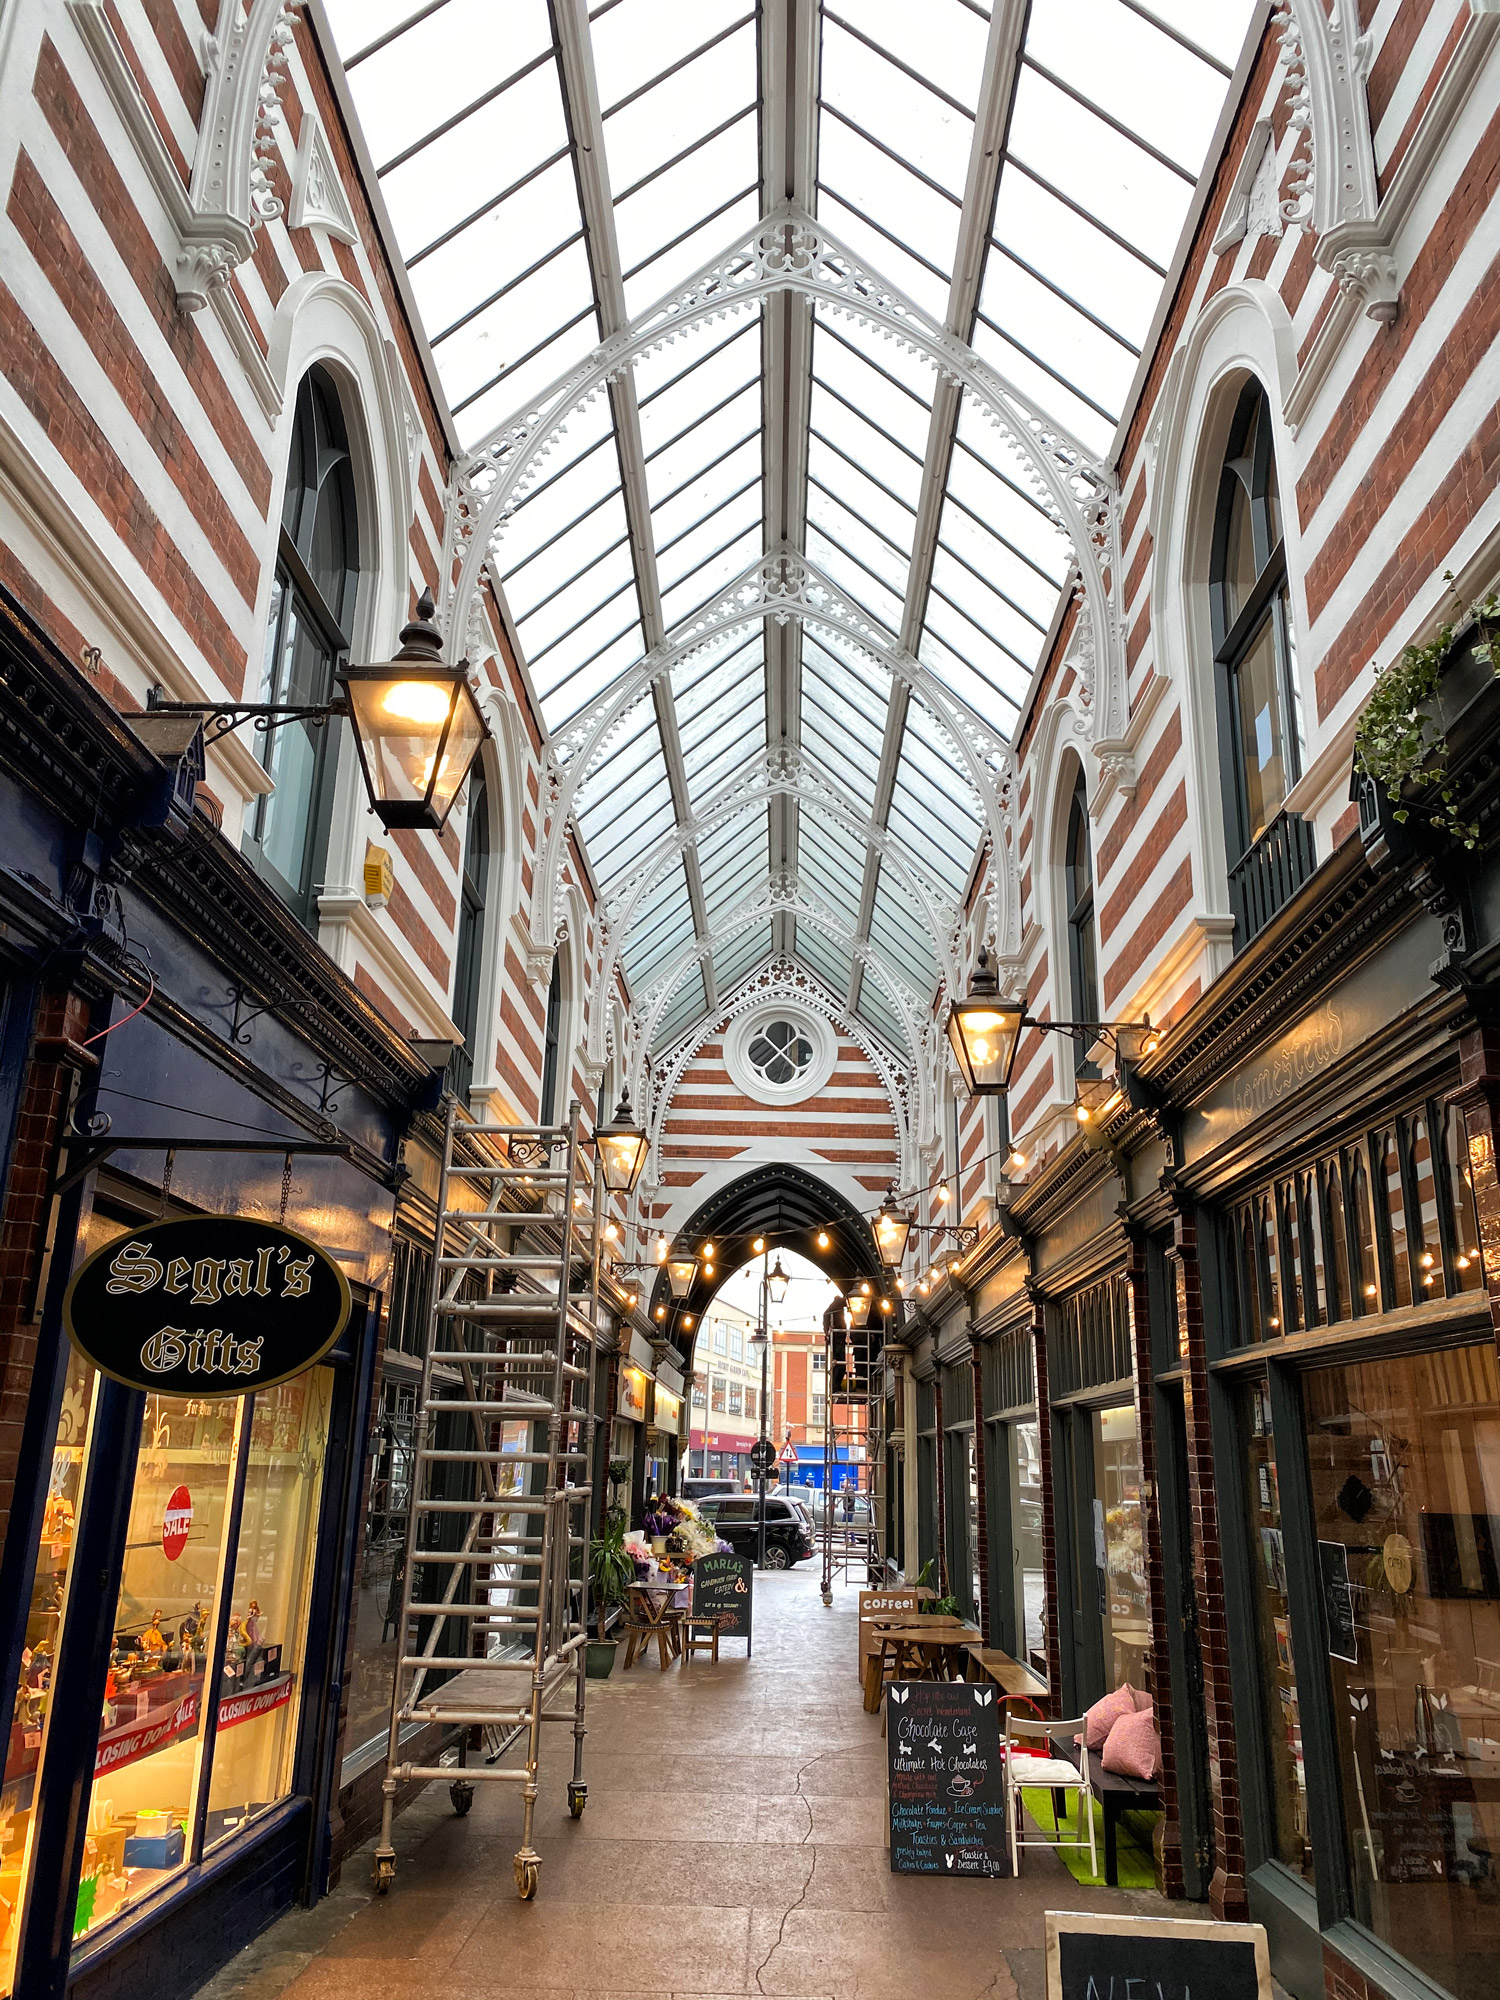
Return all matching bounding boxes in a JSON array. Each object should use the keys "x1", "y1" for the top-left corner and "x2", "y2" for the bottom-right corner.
[
  {"x1": 861, "y1": 1621, "x2": 981, "y2": 1709},
  {"x1": 623, "y1": 1579, "x2": 688, "y2": 1670}
]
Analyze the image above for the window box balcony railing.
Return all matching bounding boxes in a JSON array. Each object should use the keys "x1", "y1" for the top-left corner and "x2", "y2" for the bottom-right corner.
[{"x1": 1229, "y1": 809, "x2": 1318, "y2": 949}]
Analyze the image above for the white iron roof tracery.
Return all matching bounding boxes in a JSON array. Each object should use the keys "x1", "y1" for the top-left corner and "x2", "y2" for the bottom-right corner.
[{"x1": 327, "y1": 0, "x2": 1255, "y2": 1079}]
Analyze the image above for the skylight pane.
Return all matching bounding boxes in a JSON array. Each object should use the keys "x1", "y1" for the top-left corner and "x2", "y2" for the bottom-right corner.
[
  {"x1": 659, "y1": 523, "x2": 762, "y2": 631},
  {"x1": 974, "y1": 254, "x2": 1138, "y2": 430},
  {"x1": 620, "y1": 169, "x2": 761, "y2": 321},
  {"x1": 989, "y1": 175, "x2": 1162, "y2": 342},
  {"x1": 538, "y1": 621, "x2": 645, "y2": 727},
  {"x1": 808, "y1": 381, "x2": 924, "y2": 513},
  {"x1": 821, "y1": 19, "x2": 974, "y2": 198},
  {"x1": 597, "y1": 18, "x2": 756, "y2": 196},
  {"x1": 1006, "y1": 65, "x2": 1190, "y2": 274},
  {"x1": 339, "y1": 0, "x2": 554, "y2": 172},
  {"x1": 404, "y1": 153, "x2": 579, "y2": 343},
  {"x1": 1024, "y1": 0, "x2": 1231, "y2": 176},
  {"x1": 431, "y1": 238, "x2": 597, "y2": 422},
  {"x1": 870, "y1": 869, "x2": 939, "y2": 995},
  {"x1": 806, "y1": 435, "x2": 916, "y2": 557},
  {"x1": 806, "y1": 527, "x2": 904, "y2": 636},
  {"x1": 653, "y1": 966, "x2": 706, "y2": 1048},
  {"x1": 798, "y1": 816, "x2": 865, "y2": 926},
  {"x1": 794, "y1": 925, "x2": 854, "y2": 1002},
  {"x1": 715, "y1": 923, "x2": 773, "y2": 993},
  {"x1": 856, "y1": 981, "x2": 903, "y2": 1048},
  {"x1": 816, "y1": 185, "x2": 951, "y2": 321},
  {"x1": 814, "y1": 326, "x2": 934, "y2": 458}
]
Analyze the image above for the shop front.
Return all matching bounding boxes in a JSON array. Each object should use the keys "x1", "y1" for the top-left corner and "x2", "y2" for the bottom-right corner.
[{"x1": 0, "y1": 593, "x2": 431, "y2": 1999}]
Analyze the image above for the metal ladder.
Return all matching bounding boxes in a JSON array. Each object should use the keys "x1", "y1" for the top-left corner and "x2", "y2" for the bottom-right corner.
[
  {"x1": 819, "y1": 1315, "x2": 886, "y2": 1600},
  {"x1": 374, "y1": 1101, "x2": 600, "y2": 1901}
]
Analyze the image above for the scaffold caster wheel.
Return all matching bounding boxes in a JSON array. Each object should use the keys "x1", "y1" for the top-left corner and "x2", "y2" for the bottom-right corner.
[
  {"x1": 513, "y1": 1852, "x2": 540, "y2": 1900},
  {"x1": 822, "y1": 1590, "x2": 834, "y2": 1607},
  {"x1": 450, "y1": 1779, "x2": 474, "y2": 1816},
  {"x1": 567, "y1": 1781, "x2": 587, "y2": 1819},
  {"x1": 374, "y1": 1853, "x2": 395, "y2": 1896}
]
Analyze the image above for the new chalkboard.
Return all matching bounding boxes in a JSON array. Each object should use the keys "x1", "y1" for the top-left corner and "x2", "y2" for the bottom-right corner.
[
  {"x1": 691, "y1": 1552, "x2": 753, "y2": 1651},
  {"x1": 886, "y1": 1680, "x2": 1010, "y2": 1877},
  {"x1": 1045, "y1": 1913, "x2": 1271, "y2": 2000}
]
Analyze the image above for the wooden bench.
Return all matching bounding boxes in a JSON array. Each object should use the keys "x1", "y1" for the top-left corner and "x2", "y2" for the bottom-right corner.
[
  {"x1": 1085, "y1": 1745, "x2": 1161, "y2": 1886},
  {"x1": 964, "y1": 1645, "x2": 1049, "y2": 1704}
]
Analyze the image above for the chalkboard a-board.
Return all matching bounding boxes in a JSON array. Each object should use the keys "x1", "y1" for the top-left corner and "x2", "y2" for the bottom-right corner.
[
  {"x1": 691, "y1": 1553, "x2": 753, "y2": 1650},
  {"x1": 1045, "y1": 1912, "x2": 1270, "y2": 2000},
  {"x1": 887, "y1": 1680, "x2": 1010, "y2": 1877}
]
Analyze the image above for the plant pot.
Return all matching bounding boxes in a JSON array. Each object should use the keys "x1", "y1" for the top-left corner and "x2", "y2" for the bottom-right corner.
[
  {"x1": 650, "y1": 1536, "x2": 667, "y2": 1555},
  {"x1": 585, "y1": 1640, "x2": 619, "y2": 1679}
]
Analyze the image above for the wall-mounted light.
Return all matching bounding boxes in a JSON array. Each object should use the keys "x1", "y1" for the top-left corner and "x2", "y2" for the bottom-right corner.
[
  {"x1": 667, "y1": 1256, "x2": 697, "y2": 1299},
  {"x1": 593, "y1": 1090, "x2": 650, "y2": 1194}
]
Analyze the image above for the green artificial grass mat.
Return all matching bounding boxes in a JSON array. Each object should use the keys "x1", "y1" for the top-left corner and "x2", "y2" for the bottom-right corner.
[{"x1": 1020, "y1": 1788, "x2": 1159, "y2": 1889}]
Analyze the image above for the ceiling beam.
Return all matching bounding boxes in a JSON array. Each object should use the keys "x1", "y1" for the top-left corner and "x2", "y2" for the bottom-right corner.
[
  {"x1": 552, "y1": 0, "x2": 717, "y2": 1008},
  {"x1": 763, "y1": 0, "x2": 819, "y2": 959},
  {"x1": 844, "y1": 0, "x2": 1027, "y2": 1022}
]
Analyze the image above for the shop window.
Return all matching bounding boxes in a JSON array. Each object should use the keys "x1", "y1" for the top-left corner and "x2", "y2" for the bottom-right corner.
[
  {"x1": 3, "y1": 1345, "x2": 96, "y2": 1995},
  {"x1": 204, "y1": 1374, "x2": 330, "y2": 1848},
  {"x1": 1064, "y1": 769, "x2": 1099, "y2": 1075},
  {"x1": 385, "y1": 1236, "x2": 431, "y2": 1360},
  {"x1": 1012, "y1": 1421, "x2": 1046, "y2": 1680},
  {"x1": 1303, "y1": 1344, "x2": 1500, "y2": 1997},
  {"x1": 344, "y1": 1374, "x2": 416, "y2": 1768},
  {"x1": 1093, "y1": 1405, "x2": 1149, "y2": 1693},
  {"x1": 246, "y1": 367, "x2": 359, "y2": 925},
  {"x1": 690, "y1": 1379, "x2": 706, "y2": 1409},
  {"x1": 1052, "y1": 1276, "x2": 1133, "y2": 1397},
  {"x1": 447, "y1": 771, "x2": 490, "y2": 1103},
  {"x1": 1210, "y1": 379, "x2": 1314, "y2": 947},
  {"x1": 1237, "y1": 1378, "x2": 1313, "y2": 1882},
  {"x1": 1232, "y1": 1101, "x2": 1483, "y2": 1346},
  {"x1": 812, "y1": 1393, "x2": 826, "y2": 1427},
  {"x1": 744, "y1": 1385, "x2": 757, "y2": 1421},
  {"x1": 728, "y1": 1384, "x2": 743, "y2": 1416},
  {"x1": 75, "y1": 1388, "x2": 244, "y2": 1945},
  {"x1": 710, "y1": 1379, "x2": 726, "y2": 1414}
]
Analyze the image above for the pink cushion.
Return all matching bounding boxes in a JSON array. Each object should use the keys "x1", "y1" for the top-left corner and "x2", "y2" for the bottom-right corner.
[
  {"x1": 1081, "y1": 1684, "x2": 1138, "y2": 1749},
  {"x1": 1132, "y1": 1685, "x2": 1154, "y2": 1711},
  {"x1": 1101, "y1": 1704, "x2": 1161, "y2": 1780}
]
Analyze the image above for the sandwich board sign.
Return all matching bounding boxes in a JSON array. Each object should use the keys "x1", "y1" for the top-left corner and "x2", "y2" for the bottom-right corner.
[
  {"x1": 886, "y1": 1680, "x2": 1010, "y2": 1877},
  {"x1": 1045, "y1": 1912, "x2": 1271, "y2": 2000}
]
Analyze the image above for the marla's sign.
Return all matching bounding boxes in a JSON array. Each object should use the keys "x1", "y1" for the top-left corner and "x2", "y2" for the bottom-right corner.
[{"x1": 64, "y1": 1217, "x2": 351, "y2": 1396}]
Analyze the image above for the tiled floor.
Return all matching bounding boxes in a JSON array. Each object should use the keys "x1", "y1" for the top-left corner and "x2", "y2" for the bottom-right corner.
[{"x1": 196, "y1": 1566, "x2": 1172, "y2": 2000}]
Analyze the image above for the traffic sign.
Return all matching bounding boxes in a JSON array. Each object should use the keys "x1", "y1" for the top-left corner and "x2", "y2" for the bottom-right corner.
[{"x1": 750, "y1": 1438, "x2": 777, "y2": 1476}]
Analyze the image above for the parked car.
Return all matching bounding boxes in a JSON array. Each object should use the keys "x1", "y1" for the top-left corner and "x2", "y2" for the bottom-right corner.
[
  {"x1": 710, "y1": 1495, "x2": 815, "y2": 1568},
  {"x1": 680, "y1": 1476, "x2": 741, "y2": 1503}
]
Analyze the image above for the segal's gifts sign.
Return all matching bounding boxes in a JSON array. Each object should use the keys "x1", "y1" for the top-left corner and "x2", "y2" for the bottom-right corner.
[{"x1": 65, "y1": 1217, "x2": 351, "y2": 1396}]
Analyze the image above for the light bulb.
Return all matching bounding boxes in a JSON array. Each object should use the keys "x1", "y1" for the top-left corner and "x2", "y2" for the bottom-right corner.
[
  {"x1": 704, "y1": 1262, "x2": 714, "y2": 1277},
  {"x1": 1364, "y1": 1283, "x2": 1377, "y2": 1297},
  {"x1": 655, "y1": 1305, "x2": 666, "y2": 1319},
  {"x1": 703, "y1": 1243, "x2": 715, "y2": 1259},
  {"x1": 752, "y1": 1236, "x2": 765, "y2": 1253},
  {"x1": 817, "y1": 1231, "x2": 830, "y2": 1249},
  {"x1": 1077, "y1": 1104, "x2": 1091, "y2": 1123},
  {"x1": 937, "y1": 1187, "x2": 949, "y2": 1204},
  {"x1": 381, "y1": 679, "x2": 450, "y2": 725},
  {"x1": 1009, "y1": 1150, "x2": 1027, "y2": 1170}
]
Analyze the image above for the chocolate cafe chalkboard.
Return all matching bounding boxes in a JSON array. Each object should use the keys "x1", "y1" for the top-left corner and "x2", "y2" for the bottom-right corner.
[
  {"x1": 1045, "y1": 1913, "x2": 1271, "y2": 2000},
  {"x1": 691, "y1": 1552, "x2": 753, "y2": 1651},
  {"x1": 886, "y1": 1680, "x2": 1009, "y2": 1876},
  {"x1": 64, "y1": 1217, "x2": 351, "y2": 1396}
]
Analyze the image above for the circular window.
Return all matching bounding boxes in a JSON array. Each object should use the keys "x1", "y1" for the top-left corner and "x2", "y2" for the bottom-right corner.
[
  {"x1": 746, "y1": 1018, "x2": 814, "y2": 1088},
  {"x1": 724, "y1": 1004, "x2": 837, "y2": 1106}
]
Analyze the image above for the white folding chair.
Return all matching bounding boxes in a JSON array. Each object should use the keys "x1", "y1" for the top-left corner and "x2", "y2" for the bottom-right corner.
[{"x1": 1003, "y1": 1712, "x2": 1097, "y2": 1878}]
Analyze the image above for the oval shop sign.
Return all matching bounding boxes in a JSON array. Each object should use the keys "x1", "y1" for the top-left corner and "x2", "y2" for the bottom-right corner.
[{"x1": 64, "y1": 1217, "x2": 351, "y2": 1396}]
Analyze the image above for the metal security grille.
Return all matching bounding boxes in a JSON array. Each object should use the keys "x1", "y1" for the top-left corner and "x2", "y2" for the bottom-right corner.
[
  {"x1": 1050, "y1": 1274, "x2": 1132, "y2": 1397},
  {"x1": 374, "y1": 1102, "x2": 602, "y2": 1902}
]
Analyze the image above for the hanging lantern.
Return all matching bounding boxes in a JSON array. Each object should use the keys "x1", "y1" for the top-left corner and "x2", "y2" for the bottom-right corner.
[
  {"x1": 768, "y1": 1256, "x2": 790, "y2": 1305},
  {"x1": 667, "y1": 1255, "x2": 697, "y2": 1299},
  {"x1": 946, "y1": 946, "x2": 1024, "y2": 1097},
  {"x1": 593, "y1": 1090, "x2": 649, "y2": 1194},
  {"x1": 874, "y1": 1188, "x2": 913, "y2": 1269},
  {"x1": 845, "y1": 1291, "x2": 871, "y2": 1328},
  {"x1": 337, "y1": 591, "x2": 488, "y2": 832}
]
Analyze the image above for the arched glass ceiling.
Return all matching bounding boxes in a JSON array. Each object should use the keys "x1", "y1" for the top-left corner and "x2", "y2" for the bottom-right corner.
[{"x1": 327, "y1": 0, "x2": 1255, "y2": 1057}]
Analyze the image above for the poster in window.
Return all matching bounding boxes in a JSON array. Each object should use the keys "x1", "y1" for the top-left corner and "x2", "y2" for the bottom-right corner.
[{"x1": 1317, "y1": 1540, "x2": 1359, "y2": 1663}]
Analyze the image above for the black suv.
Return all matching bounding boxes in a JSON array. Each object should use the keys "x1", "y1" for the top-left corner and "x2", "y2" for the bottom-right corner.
[{"x1": 711, "y1": 1495, "x2": 814, "y2": 1569}]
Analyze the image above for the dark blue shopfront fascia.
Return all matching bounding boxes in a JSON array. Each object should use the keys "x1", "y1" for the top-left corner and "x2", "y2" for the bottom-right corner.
[
  {"x1": 794, "y1": 1446, "x2": 859, "y2": 1489},
  {"x1": 0, "y1": 599, "x2": 433, "y2": 2000}
]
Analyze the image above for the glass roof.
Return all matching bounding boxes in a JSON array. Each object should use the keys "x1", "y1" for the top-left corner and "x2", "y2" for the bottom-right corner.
[{"x1": 328, "y1": 0, "x2": 1254, "y2": 1060}]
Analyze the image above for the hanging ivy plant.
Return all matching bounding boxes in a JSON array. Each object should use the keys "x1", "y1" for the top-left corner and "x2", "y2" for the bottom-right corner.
[{"x1": 1354, "y1": 575, "x2": 1500, "y2": 849}]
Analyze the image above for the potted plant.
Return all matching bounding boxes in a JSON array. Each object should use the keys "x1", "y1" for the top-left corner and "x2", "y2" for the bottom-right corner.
[{"x1": 586, "y1": 1518, "x2": 635, "y2": 1678}]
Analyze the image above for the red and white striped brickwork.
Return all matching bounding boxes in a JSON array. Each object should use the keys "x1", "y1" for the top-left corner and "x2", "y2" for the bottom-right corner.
[
  {"x1": 996, "y1": 0, "x2": 1500, "y2": 1172},
  {"x1": 642, "y1": 1025, "x2": 901, "y2": 1246},
  {"x1": 0, "y1": 0, "x2": 601, "y2": 1129}
]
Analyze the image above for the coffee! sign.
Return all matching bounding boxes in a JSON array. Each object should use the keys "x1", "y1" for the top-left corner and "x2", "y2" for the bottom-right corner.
[{"x1": 65, "y1": 1218, "x2": 350, "y2": 1396}]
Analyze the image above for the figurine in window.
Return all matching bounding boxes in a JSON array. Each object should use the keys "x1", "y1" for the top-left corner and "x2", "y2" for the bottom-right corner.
[
  {"x1": 222, "y1": 1615, "x2": 248, "y2": 1686},
  {"x1": 139, "y1": 1612, "x2": 167, "y2": 1668},
  {"x1": 243, "y1": 1601, "x2": 263, "y2": 1647}
]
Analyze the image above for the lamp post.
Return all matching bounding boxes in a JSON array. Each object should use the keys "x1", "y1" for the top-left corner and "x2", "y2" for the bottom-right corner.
[{"x1": 751, "y1": 1249, "x2": 771, "y2": 1572}]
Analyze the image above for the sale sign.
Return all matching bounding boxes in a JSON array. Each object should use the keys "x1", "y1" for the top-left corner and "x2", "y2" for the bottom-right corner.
[{"x1": 161, "y1": 1485, "x2": 193, "y2": 1561}]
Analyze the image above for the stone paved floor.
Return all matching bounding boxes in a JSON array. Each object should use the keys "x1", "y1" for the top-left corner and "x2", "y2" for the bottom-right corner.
[{"x1": 196, "y1": 1565, "x2": 1175, "y2": 2000}]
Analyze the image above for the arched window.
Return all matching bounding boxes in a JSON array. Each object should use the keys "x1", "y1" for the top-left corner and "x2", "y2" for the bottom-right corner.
[
  {"x1": 539, "y1": 955, "x2": 564, "y2": 1125},
  {"x1": 1211, "y1": 381, "x2": 1312, "y2": 940},
  {"x1": 447, "y1": 772, "x2": 490, "y2": 1102},
  {"x1": 247, "y1": 367, "x2": 359, "y2": 923},
  {"x1": 1065, "y1": 769, "x2": 1099, "y2": 1071}
]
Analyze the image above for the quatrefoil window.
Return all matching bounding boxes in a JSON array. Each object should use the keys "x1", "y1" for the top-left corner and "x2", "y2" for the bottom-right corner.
[{"x1": 745, "y1": 1019, "x2": 813, "y2": 1087}]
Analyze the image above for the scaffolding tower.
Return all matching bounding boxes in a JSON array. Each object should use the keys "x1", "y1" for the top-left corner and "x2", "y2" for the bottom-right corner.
[
  {"x1": 374, "y1": 1102, "x2": 601, "y2": 1901},
  {"x1": 819, "y1": 1312, "x2": 886, "y2": 1601}
]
